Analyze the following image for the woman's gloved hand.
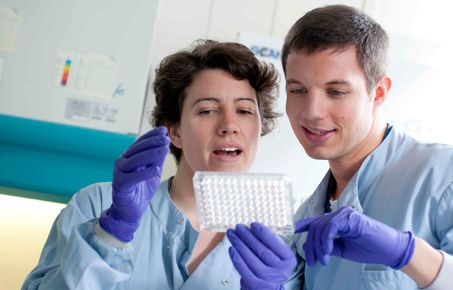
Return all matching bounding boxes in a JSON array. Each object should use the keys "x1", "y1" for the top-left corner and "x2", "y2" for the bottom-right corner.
[
  {"x1": 99, "y1": 126, "x2": 170, "y2": 242},
  {"x1": 227, "y1": 222, "x2": 297, "y2": 290},
  {"x1": 295, "y1": 206, "x2": 415, "y2": 269}
]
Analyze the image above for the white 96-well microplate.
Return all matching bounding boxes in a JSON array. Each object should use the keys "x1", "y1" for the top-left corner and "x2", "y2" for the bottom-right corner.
[{"x1": 193, "y1": 171, "x2": 294, "y2": 234}]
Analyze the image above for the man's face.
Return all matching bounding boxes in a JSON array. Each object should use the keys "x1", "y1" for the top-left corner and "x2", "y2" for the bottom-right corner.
[{"x1": 285, "y1": 46, "x2": 380, "y2": 163}]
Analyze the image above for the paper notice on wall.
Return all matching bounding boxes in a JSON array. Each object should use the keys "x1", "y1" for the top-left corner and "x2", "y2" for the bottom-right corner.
[
  {"x1": 64, "y1": 97, "x2": 118, "y2": 123},
  {"x1": 83, "y1": 53, "x2": 120, "y2": 99},
  {"x1": 64, "y1": 98, "x2": 92, "y2": 121},
  {"x1": 90, "y1": 102, "x2": 118, "y2": 123},
  {"x1": 54, "y1": 50, "x2": 120, "y2": 100},
  {"x1": 239, "y1": 31, "x2": 283, "y2": 69},
  {"x1": 0, "y1": 7, "x2": 21, "y2": 52}
]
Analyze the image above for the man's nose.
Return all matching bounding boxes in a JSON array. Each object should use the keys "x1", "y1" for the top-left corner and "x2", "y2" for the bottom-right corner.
[{"x1": 302, "y1": 94, "x2": 327, "y2": 121}]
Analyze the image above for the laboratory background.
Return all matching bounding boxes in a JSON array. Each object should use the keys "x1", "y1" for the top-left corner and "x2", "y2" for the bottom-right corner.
[{"x1": 1, "y1": 0, "x2": 452, "y2": 288}]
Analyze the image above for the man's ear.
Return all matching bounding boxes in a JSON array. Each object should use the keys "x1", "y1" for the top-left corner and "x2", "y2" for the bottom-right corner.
[
  {"x1": 373, "y1": 76, "x2": 392, "y2": 106},
  {"x1": 167, "y1": 124, "x2": 182, "y2": 149}
]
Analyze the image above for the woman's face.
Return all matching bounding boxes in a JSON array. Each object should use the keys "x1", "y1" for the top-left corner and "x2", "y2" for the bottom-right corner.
[{"x1": 169, "y1": 69, "x2": 261, "y2": 174}]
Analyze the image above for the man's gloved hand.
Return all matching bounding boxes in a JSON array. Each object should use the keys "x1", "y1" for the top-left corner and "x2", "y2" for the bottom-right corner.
[
  {"x1": 295, "y1": 206, "x2": 415, "y2": 269},
  {"x1": 99, "y1": 126, "x2": 170, "y2": 242},
  {"x1": 227, "y1": 222, "x2": 297, "y2": 290}
]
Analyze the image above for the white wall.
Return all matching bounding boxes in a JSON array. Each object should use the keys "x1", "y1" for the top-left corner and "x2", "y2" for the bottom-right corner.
[
  {"x1": 363, "y1": 0, "x2": 453, "y2": 145},
  {"x1": 0, "y1": 0, "x2": 159, "y2": 135}
]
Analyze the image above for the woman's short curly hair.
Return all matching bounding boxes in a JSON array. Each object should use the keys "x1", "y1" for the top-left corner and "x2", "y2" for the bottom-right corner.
[{"x1": 151, "y1": 39, "x2": 280, "y2": 163}]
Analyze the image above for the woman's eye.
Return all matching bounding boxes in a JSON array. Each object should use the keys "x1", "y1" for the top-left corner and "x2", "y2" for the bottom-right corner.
[
  {"x1": 288, "y1": 88, "x2": 306, "y2": 94},
  {"x1": 199, "y1": 109, "x2": 217, "y2": 115},
  {"x1": 238, "y1": 109, "x2": 254, "y2": 115}
]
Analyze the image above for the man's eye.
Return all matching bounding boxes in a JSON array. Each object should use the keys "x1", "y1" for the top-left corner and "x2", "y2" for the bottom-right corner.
[{"x1": 327, "y1": 89, "x2": 346, "y2": 97}]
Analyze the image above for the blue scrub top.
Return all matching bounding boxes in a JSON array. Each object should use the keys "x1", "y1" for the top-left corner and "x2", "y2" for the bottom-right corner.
[
  {"x1": 23, "y1": 179, "x2": 303, "y2": 289},
  {"x1": 295, "y1": 127, "x2": 453, "y2": 290}
]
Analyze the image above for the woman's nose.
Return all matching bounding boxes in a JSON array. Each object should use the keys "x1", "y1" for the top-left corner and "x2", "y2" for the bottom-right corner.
[{"x1": 217, "y1": 112, "x2": 239, "y2": 135}]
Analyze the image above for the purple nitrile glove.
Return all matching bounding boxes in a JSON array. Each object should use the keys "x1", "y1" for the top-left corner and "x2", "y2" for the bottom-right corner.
[
  {"x1": 295, "y1": 206, "x2": 415, "y2": 269},
  {"x1": 99, "y1": 126, "x2": 170, "y2": 242},
  {"x1": 227, "y1": 222, "x2": 297, "y2": 290}
]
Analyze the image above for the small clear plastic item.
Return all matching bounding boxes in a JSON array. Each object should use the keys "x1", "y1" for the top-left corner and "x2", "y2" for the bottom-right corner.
[{"x1": 193, "y1": 171, "x2": 294, "y2": 234}]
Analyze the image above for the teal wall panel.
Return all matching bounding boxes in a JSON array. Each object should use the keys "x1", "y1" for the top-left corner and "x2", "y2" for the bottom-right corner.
[{"x1": 0, "y1": 114, "x2": 135, "y2": 202}]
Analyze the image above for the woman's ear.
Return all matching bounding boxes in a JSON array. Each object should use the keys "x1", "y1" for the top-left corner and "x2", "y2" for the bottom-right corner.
[{"x1": 167, "y1": 124, "x2": 182, "y2": 149}]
